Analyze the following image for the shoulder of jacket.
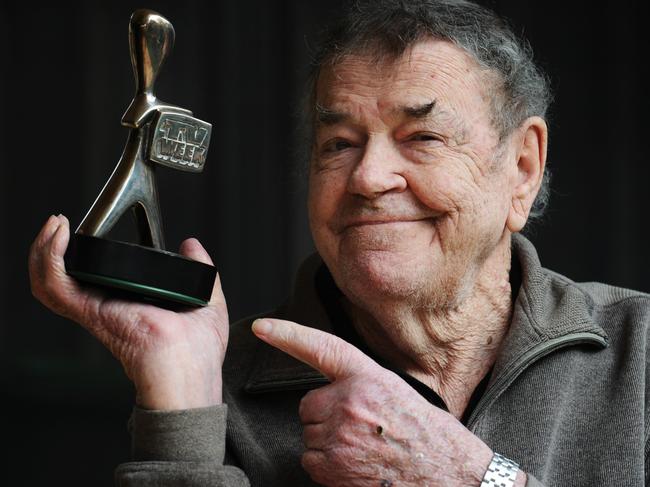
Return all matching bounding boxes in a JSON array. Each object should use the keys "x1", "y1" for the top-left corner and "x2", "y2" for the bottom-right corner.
[{"x1": 542, "y1": 267, "x2": 650, "y2": 309}]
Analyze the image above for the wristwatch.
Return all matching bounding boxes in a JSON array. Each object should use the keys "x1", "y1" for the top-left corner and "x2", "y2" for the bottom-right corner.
[{"x1": 480, "y1": 452, "x2": 519, "y2": 487}]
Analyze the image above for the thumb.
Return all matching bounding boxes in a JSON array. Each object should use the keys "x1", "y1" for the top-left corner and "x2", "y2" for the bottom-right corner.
[
  {"x1": 179, "y1": 237, "x2": 213, "y2": 265},
  {"x1": 178, "y1": 238, "x2": 225, "y2": 309},
  {"x1": 252, "y1": 318, "x2": 377, "y2": 381}
]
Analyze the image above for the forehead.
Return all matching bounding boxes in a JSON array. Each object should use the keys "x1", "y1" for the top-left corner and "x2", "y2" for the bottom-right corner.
[{"x1": 316, "y1": 39, "x2": 491, "y2": 120}]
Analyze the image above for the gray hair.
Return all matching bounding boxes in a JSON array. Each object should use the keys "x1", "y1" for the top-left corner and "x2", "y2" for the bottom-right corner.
[{"x1": 303, "y1": 0, "x2": 553, "y2": 221}]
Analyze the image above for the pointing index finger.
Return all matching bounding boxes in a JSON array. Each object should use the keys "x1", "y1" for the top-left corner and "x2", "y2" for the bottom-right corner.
[{"x1": 252, "y1": 318, "x2": 377, "y2": 381}]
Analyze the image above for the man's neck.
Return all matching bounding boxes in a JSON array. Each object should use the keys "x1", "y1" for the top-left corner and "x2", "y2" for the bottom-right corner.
[{"x1": 345, "y1": 237, "x2": 514, "y2": 419}]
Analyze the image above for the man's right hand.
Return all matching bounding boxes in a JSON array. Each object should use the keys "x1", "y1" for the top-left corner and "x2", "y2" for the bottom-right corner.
[{"x1": 28, "y1": 214, "x2": 229, "y2": 410}]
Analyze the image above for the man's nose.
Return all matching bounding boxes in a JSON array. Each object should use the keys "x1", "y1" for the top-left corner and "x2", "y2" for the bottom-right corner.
[{"x1": 346, "y1": 136, "x2": 407, "y2": 199}]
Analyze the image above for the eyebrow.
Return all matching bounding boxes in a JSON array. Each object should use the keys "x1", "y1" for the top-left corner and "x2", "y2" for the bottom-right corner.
[
  {"x1": 401, "y1": 100, "x2": 468, "y2": 141},
  {"x1": 315, "y1": 104, "x2": 348, "y2": 126},
  {"x1": 315, "y1": 100, "x2": 438, "y2": 126},
  {"x1": 400, "y1": 100, "x2": 437, "y2": 119}
]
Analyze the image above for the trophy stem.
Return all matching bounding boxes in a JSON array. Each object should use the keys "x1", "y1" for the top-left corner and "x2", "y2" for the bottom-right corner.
[{"x1": 76, "y1": 129, "x2": 165, "y2": 250}]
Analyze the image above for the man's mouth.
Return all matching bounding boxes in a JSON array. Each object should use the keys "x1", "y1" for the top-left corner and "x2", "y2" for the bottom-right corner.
[
  {"x1": 340, "y1": 216, "x2": 441, "y2": 233},
  {"x1": 346, "y1": 218, "x2": 427, "y2": 227}
]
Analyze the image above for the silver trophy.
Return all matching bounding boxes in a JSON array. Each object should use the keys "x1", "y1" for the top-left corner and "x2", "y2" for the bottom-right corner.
[{"x1": 65, "y1": 9, "x2": 216, "y2": 307}]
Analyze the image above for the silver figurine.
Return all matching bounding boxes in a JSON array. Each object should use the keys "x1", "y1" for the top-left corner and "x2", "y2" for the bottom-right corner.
[{"x1": 75, "y1": 9, "x2": 211, "y2": 250}]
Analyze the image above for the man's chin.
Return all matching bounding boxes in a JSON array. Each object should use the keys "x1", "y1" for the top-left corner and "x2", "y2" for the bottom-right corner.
[
  {"x1": 338, "y1": 255, "x2": 427, "y2": 302},
  {"x1": 333, "y1": 251, "x2": 467, "y2": 311}
]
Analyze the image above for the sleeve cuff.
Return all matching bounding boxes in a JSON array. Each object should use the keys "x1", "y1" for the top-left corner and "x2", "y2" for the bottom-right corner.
[{"x1": 129, "y1": 404, "x2": 228, "y2": 463}]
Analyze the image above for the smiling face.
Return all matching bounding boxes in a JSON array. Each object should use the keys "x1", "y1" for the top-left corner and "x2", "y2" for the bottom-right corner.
[{"x1": 308, "y1": 39, "x2": 534, "y2": 311}]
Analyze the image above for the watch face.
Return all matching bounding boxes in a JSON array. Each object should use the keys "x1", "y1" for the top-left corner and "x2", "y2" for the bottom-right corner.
[{"x1": 149, "y1": 111, "x2": 212, "y2": 172}]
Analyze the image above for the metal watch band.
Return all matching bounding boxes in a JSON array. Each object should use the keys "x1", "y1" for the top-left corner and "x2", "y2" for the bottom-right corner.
[{"x1": 480, "y1": 452, "x2": 519, "y2": 487}]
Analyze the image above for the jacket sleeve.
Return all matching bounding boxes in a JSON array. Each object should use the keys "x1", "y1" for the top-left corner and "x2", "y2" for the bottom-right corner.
[{"x1": 114, "y1": 404, "x2": 250, "y2": 487}]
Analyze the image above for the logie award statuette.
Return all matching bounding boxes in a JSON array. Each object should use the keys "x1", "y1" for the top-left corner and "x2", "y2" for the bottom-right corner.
[{"x1": 64, "y1": 9, "x2": 217, "y2": 307}]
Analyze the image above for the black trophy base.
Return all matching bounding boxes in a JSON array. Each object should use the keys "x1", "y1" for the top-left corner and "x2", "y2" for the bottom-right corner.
[{"x1": 64, "y1": 234, "x2": 216, "y2": 307}]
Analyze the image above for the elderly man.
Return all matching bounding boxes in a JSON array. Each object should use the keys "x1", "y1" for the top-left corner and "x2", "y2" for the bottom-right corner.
[{"x1": 29, "y1": 0, "x2": 649, "y2": 486}]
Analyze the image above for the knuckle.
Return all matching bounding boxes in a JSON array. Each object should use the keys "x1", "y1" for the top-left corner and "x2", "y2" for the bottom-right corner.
[
  {"x1": 329, "y1": 339, "x2": 348, "y2": 363},
  {"x1": 301, "y1": 451, "x2": 321, "y2": 477},
  {"x1": 313, "y1": 338, "x2": 346, "y2": 374},
  {"x1": 327, "y1": 445, "x2": 354, "y2": 469},
  {"x1": 299, "y1": 389, "x2": 317, "y2": 416},
  {"x1": 333, "y1": 426, "x2": 355, "y2": 446},
  {"x1": 312, "y1": 347, "x2": 330, "y2": 373},
  {"x1": 339, "y1": 397, "x2": 361, "y2": 420},
  {"x1": 301, "y1": 452, "x2": 329, "y2": 486}
]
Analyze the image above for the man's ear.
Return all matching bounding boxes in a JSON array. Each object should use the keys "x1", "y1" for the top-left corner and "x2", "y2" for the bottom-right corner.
[{"x1": 506, "y1": 116, "x2": 548, "y2": 233}]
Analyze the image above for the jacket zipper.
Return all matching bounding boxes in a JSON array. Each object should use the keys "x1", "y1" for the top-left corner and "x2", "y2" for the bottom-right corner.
[{"x1": 466, "y1": 332, "x2": 607, "y2": 430}]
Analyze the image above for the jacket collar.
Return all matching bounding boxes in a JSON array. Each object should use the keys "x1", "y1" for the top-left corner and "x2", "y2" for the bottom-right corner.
[
  {"x1": 244, "y1": 234, "x2": 608, "y2": 394},
  {"x1": 488, "y1": 234, "x2": 608, "y2": 382},
  {"x1": 243, "y1": 253, "x2": 332, "y2": 393}
]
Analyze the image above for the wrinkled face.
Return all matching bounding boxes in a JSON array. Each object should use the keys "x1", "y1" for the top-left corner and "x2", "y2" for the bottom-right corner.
[{"x1": 308, "y1": 39, "x2": 518, "y2": 310}]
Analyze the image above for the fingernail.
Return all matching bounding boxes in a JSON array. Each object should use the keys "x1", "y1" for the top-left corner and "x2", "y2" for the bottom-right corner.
[{"x1": 252, "y1": 319, "x2": 273, "y2": 335}]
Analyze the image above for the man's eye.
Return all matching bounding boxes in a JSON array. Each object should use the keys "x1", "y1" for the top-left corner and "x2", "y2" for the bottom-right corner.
[
  {"x1": 408, "y1": 133, "x2": 442, "y2": 143},
  {"x1": 323, "y1": 139, "x2": 354, "y2": 153}
]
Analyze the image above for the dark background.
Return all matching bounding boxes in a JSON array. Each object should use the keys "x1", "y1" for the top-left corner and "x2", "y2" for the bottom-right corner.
[{"x1": 1, "y1": 0, "x2": 648, "y2": 484}]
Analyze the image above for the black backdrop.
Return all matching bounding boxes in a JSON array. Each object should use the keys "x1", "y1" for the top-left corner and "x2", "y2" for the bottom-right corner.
[{"x1": 2, "y1": 1, "x2": 648, "y2": 484}]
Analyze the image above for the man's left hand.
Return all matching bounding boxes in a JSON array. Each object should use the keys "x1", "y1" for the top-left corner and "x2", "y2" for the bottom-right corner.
[{"x1": 252, "y1": 318, "x2": 501, "y2": 487}]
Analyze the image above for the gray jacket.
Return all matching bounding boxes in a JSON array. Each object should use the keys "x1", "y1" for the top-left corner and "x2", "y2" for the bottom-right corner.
[{"x1": 115, "y1": 235, "x2": 650, "y2": 486}]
